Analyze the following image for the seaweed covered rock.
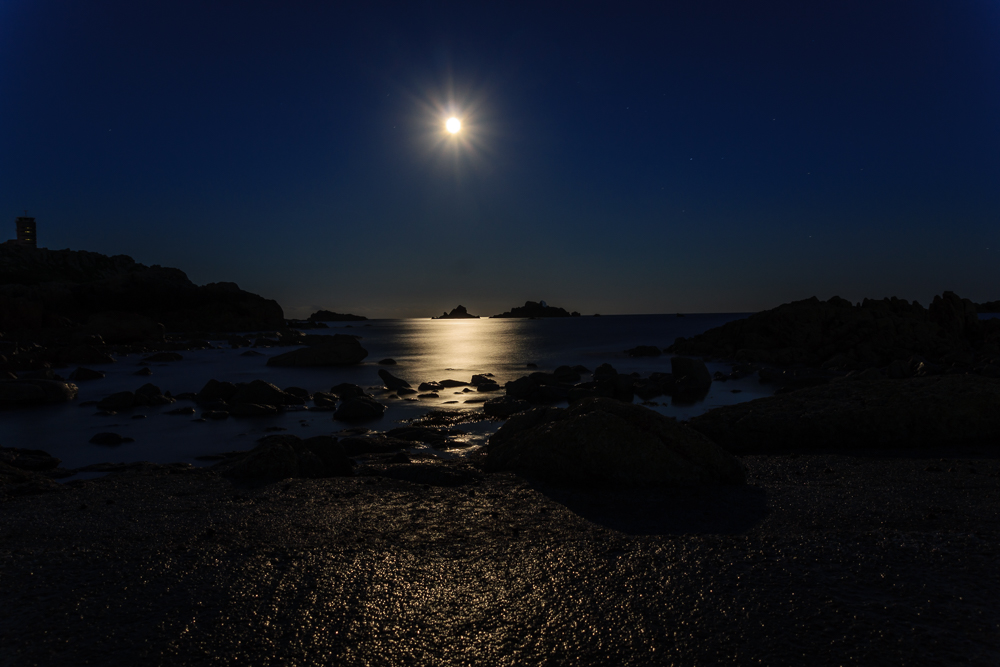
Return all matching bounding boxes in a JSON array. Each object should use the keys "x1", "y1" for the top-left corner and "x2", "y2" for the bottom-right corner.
[{"x1": 486, "y1": 397, "x2": 744, "y2": 487}]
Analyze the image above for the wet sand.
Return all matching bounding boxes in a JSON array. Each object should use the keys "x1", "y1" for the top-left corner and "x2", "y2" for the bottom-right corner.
[{"x1": 2, "y1": 449, "x2": 999, "y2": 666}]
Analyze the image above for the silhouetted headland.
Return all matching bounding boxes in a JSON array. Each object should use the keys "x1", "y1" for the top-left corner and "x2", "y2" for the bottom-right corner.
[
  {"x1": 307, "y1": 310, "x2": 367, "y2": 322},
  {"x1": 0, "y1": 244, "x2": 283, "y2": 342}
]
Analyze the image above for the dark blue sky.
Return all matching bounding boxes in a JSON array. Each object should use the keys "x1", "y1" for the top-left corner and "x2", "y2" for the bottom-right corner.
[{"x1": 2, "y1": 0, "x2": 999, "y2": 317}]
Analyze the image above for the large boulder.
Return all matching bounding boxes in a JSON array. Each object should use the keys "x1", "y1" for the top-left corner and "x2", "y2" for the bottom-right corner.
[
  {"x1": 196, "y1": 379, "x2": 239, "y2": 403},
  {"x1": 266, "y1": 335, "x2": 368, "y2": 367},
  {"x1": 688, "y1": 374, "x2": 1000, "y2": 452},
  {"x1": 671, "y1": 356, "x2": 712, "y2": 400},
  {"x1": 485, "y1": 398, "x2": 745, "y2": 487}
]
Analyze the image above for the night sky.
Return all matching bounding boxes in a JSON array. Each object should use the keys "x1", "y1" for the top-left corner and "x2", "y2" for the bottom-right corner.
[{"x1": 2, "y1": 1, "x2": 998, "y2": 318}]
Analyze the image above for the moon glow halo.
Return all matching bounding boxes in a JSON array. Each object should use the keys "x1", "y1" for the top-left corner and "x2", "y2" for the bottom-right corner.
[{"x1": 446, "y1": 117, "x2": 461, "y2": 134}]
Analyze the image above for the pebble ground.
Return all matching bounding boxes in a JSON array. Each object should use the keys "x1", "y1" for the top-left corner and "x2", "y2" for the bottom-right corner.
[{"x1": 2, "y1": 449, "x2": 999, "y2": 666}]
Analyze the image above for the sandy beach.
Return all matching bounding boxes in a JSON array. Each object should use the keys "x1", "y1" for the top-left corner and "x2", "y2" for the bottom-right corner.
[{"x1": 3, "y1": 448, "x2": 998, "y2": 666}]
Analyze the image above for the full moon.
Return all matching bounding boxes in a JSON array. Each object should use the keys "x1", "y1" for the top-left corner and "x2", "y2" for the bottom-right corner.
[{"x1": 446, "y1": 117, "x2": 461, "y2": 134}]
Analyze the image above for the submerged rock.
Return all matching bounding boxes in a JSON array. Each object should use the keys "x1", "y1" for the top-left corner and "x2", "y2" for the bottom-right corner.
[{"x1": 486, "y1": 398, "x2": 745, "y2": 487}]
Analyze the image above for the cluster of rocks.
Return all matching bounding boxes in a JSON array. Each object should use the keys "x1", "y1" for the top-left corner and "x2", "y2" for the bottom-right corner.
[
  {"x1": 0, "y1": 245, "x2": 284, "y2": 342},
  {"x1": 481, "y1": 357, "x2": 714, "y2": 419},
  {"x1": 433, "y1": 305, "x2": 479, "y2": 319},
  {"x1": 187, "y1": 378, "x2": 387, "y2": 422},
  {"x1": 668, "y1": 291, "x2": 1000, "y2": 373},
  {"x1": 95, "y1": 383, "x2": 175, "y2": 412},
  {"x1": 490, "y1": 301, "x2": 581, "y2": 318}
]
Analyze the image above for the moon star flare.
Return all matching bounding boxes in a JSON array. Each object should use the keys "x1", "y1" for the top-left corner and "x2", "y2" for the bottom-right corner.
[{"x1": 446, "y1": 117, "x2": 461, "y2": 134}]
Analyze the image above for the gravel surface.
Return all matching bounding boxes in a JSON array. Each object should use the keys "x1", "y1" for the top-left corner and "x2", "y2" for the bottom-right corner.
[{"x1": 2, "y1": 450, "x2": 999, "y2": 666}]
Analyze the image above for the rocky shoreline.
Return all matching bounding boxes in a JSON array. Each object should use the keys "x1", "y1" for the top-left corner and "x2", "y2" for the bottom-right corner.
[{"x1": 3, "y1": 282, "x2": 1000, "y2": 663}]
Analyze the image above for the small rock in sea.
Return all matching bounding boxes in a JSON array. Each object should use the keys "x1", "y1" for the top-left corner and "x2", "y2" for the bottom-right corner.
[
  {"x1": 463, "y1": 398, "x2": 487, "y2": 403},
  {"x1": 134, "y1": 367, "x2": 153, "y2": 376},
  {"x1": 131, "y1": 415, "x2": 147, "y2": 420},
  {"x1": 397, "y1": 387, "x2": 417, "y2": 396},
  {"x1": 526, "y1": 363, "x2": 538, "y2": 368},
  {"x1": 443, "y1": 400, "x2": 458, "y2": 404},
  {"x1": 378, "y1": 369, "x2": 412, "y2": 391},
  {"x1": 166, "y1": 406, "x2": 196, "y2": 415},
  {"x1": 418, "y1": 393, "x2": 439, "y2": 399},
  {"x1": 378, "y1": 358, "x2": 397, "y2": 365},
  {"x1": 241, "y1": 350, "x2": 265, "y2": 357},
  {"x1": 89, "y1": 432, "x2": 134, "y2": 446}
]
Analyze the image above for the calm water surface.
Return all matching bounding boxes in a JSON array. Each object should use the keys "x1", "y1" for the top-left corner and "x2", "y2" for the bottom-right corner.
[{"x1": 3, "y1": 314, "x2": 773, "y2": 471}]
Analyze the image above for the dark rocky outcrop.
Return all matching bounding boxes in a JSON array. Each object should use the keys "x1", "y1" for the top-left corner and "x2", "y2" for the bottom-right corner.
[
  {"x1": 688, "y1": 374, "x2": 1000, "y2": 453},
  {"x1": 307, "y1": 310, "x2": 367, "y2": 322},
  {"x1": 978, "y1": 300, "x2": 1000, "y2": 313},
  {"x1": 491, "y1": 301, "x2": 581, "y2": 318},
  {"x1": 434, "y1": 305, "x2": 479, "y2": 319},
  {"x1": 669, "y1": 291, "x2": 999, "y2": 369},
  {"x1": 671, "y1": 357, "x2": 712, "y2": 401},
  {"x1": 0, "y1": 245, "x2": 285, "y2": 340},
  {"x1": 266, "y1": 335, "x2": 368, "y2": 367},
  {"x1": 485, "y1": 398, "x2": 745, "y2": 487}
]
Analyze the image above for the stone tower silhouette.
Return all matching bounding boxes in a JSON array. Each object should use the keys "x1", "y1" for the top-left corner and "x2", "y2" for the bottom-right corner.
[{"x1": 15, "y1": 216, "x2": 36, "y2": 248}]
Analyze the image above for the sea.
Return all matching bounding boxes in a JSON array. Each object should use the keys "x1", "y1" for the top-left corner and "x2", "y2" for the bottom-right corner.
[{"x1": 2, "y1": 313, "x2": 775, "y2": 474}]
